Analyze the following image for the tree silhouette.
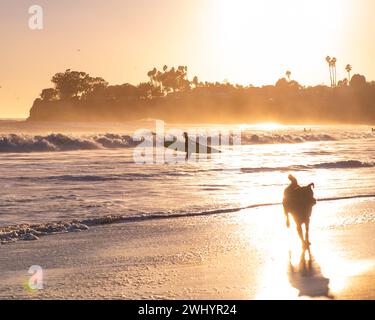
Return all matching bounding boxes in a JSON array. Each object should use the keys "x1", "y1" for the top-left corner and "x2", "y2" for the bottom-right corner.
[
  {"x1": 29, "y1": 65, "x2": 375, "y2": 125},
  {"x1": 192, "y1": 76, "x2": 199, "y2": 88},
  {"x1": 146, "y1": 65, "x2": 191, "y2": 95},
  {"x1": 147, "y1": 68, "x2": 157, "y2": 86},
  {"x1": 345, "y1": 64, "x2": 352, "y2": 81},
  {"x1": 286, "y1": 70, "x2": 292, "y2": 81},
  {"x1": 350, "y1": 74, "x2": 366, "y2": 88},
  {"x1": 40, "y1": 88, "x2": 58, "y2": 101},
  {"x1": 326, "y1": 56, "x2": 337, "y2": 87},
  {"x1": 326, "y1": 56, "x2": 333, "y2": 87},
  {"x1": 51, "y1": 69, "x2": 107, "y2": 99},
  {"x1": 337, "y1": 78, "x2": 349, "y2": 87},
  {"x1": 104, "y1": 83, "x2": 139, "y2": 100},
  {"x1": 331, "y1": 57, "x2": 337, "y2": 87},
  {"x1": 137, "y1": 82, "x2": 153, "y2": 99}
]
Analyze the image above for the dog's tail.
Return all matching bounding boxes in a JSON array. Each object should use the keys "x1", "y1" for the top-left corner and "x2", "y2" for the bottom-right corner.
[
  {"x1": 288, "y1": 174, "x2": 298, "y2": 185},
  {"x1": 308, "y1": 183, "x2": 315, "y2": 189}
]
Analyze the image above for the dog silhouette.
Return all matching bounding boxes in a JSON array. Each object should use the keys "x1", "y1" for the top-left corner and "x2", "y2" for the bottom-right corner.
[{"x1": 283, "y1": 175, "x2": 317, "y2": 249}]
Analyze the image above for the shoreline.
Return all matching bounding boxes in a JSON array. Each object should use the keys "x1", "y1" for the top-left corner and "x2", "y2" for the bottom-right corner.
[
  {"x1": 1, "y1": 200, "x2": 374, "y2": 300},
  {"x1": 2, "y1": 194, "x2": 375, "y2": 245}
]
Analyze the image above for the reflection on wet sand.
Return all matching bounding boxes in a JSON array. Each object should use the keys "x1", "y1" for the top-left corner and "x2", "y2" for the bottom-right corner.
[
  {"x1": 288, "y1": 248, "x2": 333, "y2": 299},
  {"x1": 238, "y1": 203, "x2": 375, "y2": 300}
]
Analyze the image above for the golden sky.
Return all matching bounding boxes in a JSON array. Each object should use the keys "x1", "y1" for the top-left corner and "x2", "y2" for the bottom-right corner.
[{"x1": 0, "y1": 0, "x2": 374, "y2": 118}]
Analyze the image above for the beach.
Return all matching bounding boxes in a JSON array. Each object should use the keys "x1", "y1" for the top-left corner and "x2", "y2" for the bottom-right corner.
[
  {"x1": 1, "y1": 198, "x2": 374, "y2": 300},
  {"x1": 0, "y1": 124, "x2": 374, "y2": 299}
]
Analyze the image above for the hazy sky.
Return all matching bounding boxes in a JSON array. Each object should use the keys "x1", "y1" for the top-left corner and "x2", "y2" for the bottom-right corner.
[{"x1": 1, "y1": 0, "x2": 374, "y2": 118}]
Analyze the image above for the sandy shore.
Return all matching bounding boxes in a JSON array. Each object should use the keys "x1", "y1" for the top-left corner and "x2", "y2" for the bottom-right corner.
[{"x1": 0, "y1": 200, "x2": 374, "y2": 300}]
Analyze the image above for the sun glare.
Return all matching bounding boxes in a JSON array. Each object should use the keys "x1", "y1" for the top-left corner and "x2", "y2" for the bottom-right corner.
[{"x1": 210, "y1": 0, "x2": 347, "y2": 85}]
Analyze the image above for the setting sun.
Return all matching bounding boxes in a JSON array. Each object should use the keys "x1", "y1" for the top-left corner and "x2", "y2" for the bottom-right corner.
[{"x1": 210, "y1": 0, "x2": 348, "y2": 85}]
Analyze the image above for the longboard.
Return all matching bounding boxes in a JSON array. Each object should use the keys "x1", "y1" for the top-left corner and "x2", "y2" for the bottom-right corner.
[{"x1": 164, "y1": 138, "x2": 221, "y2": 154}]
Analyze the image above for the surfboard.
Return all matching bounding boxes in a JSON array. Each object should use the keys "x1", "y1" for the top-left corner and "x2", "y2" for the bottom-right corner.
[{"x1": 164, "y1": 138, "x2": 221, "y2": 154}]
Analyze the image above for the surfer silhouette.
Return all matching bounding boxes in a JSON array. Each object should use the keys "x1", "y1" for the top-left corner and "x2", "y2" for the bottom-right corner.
[{"x1": 184, "y1": 132, "x2": 190, "y2": 160}]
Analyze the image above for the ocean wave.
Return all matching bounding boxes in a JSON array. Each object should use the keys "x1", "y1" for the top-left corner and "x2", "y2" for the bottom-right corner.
[
  {"x1": 0, "y1": 130, "x2": 373, "y2": 153},
  {"x1": 241, "y1": 133, "x2": 337, "y2": 144},
  {"x1": 0, "y1": 133, "x2": 134, "y2": 153},
  {"x1": 241, "y1": 131, "x2": 373, "y2": 144},
  {"x1": 241, "y1": 160, "x2": 375, "y2": 173},
  {"x1": 2, "y1": 194, "x2": 375, "y2": 244},
  {"x1": 312, "y1": 160, "x2": 375, "y2": 169},
  {"x1": 15, "y1": 172, "x2": 191, "y2": 183}
]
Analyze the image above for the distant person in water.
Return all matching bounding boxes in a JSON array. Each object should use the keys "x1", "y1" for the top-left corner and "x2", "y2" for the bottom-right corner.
[{"x1": 183, "y1": 132, "x2": 190, "y2": 160}]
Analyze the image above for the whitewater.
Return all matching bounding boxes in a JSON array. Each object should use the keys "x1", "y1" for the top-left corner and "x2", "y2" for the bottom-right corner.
[{"x1": 0, "y1": 122, "x2": 374, "y2": 243}]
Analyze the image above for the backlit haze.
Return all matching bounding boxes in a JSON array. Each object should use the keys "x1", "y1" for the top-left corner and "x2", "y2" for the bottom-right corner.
[{"x1": 1, "y1": 0, "x2": 375, "y2": 118}]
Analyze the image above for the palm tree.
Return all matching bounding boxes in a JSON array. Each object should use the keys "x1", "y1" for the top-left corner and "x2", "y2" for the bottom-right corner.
[
  {"x1": 192, "y1": 76, "x2": 199, "y2": 88},
  {"x1": 345, "y1": 64, "x2": 352, "y2": 81},
  {"x1": 331, "y1": 57, "x2": 337, "y2": 87},
  {"x1": 326, "y1": 56, "x2": 333, "y2": 87},
  {"x1": 326, "y1": 56, "x2": 338, "y2": 87},
  {"x1": 286, "y1": 70, "x2": 291, "y2": 81},
  {"x1": 147, "y1": 68, "x2": 157, "y2": 86}
]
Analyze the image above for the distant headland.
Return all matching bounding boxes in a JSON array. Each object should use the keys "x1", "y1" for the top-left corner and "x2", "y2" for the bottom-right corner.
[{"x1": 28, "y1": 64, "x2": 375, "y2": 124}]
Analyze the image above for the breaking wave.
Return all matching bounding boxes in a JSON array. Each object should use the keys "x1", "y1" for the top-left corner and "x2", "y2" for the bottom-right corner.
[
  {"x1": 240, "y1": 160, "x2": 375, "y2": 173},
  {"x1": 0, "y1": 133, "x2": 135, "y2": 153},
  {"x1": 0, "y1": 130, "x2": 373, "y2": 153},
  {"x1": 241, "y1": 133, "x2": 336, "y2": 144},
  {"x1": 312, "y1": 160, "x2": 375, "y2": 169}
]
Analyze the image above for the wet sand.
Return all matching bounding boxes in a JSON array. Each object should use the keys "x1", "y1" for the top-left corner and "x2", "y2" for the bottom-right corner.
[{"x1": 0, "y1": 200, "x2": 374, "y2": 300}]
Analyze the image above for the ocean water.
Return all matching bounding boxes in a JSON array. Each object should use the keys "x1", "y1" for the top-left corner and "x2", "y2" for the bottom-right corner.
[{"x1": 0, "y1": 121, "x2": 374, "y2": 242}]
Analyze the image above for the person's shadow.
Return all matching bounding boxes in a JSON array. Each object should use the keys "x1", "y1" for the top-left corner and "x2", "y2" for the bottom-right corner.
[{"x1": 288, "y1": 248, "x2": 334, "y2": 299}]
